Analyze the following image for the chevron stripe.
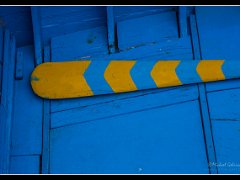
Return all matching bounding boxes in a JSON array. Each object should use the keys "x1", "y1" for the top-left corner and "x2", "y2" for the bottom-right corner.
[
  {"x1": 104, "y1": 61, "x2": 137, "y2": 93},
  {"x1": 131, "y1": 59, "x2": 157, "y2": 90},
  {"x1": 31, "y1": 59, "x2": 240, "y2": 99},
  {"x1": 151, "y1": 60, "x2": 182, "y2": 88},
  {"x1": 31, "y1": 61, "x2": 93, "y2": 99},
  {"x1": 196, "y1": 60, "x2": 225, "y2": 82},
  {"x1": 176, "y1": 60, "x2": 202, "y2": 84},
  {"x1": 222, "y1": 60, "x2": 240, "y2": 79},
  {"x1": 84, "y1": 60, "x2": 113, "y2": 95}
]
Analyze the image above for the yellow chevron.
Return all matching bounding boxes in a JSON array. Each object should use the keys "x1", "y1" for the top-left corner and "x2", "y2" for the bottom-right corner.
[
  {"x1": 31, "y1": 61, "x2": 93, "y2": 99},
  {"x1": 104, "y1": 61, "x2": 137, "y2": 93},
  {"x1": 151, "y1": 61, "x2": 182, "y2": 88},
  {"x1": 197, "y1": 60, "x2": 225, "y2": 82}
]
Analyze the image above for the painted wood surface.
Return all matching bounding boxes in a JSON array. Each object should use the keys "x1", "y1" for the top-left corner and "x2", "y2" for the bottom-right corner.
[
  {"x1": 48, "y1": 7, "x2": 209, "y2": 174},
  {"x1": 208, "y1": 88, "x2": 240, "y2": 121},
  {"x1": 117, "y1": 11, "x2": 179, "y2": 51},
  {"x1": 41, "y1": 46, "x2": 51, "y2": 174},
  {"x1": 51, "y1": 85, "x2": 199, "y2": 128},
  {"x1": 195, "y1": 7, "x2": 240, "y2": 174},
  {"x1": 189, "y1": 13, "x2": 218, "y2": 174},
  {"x1": 0, "y1": 7, "x2": 33, "y2": 47},
  {"x1": 15, "y1": 48, "x2": 24, "y2": 80},
  {"x1": 10, "y1": 155, "x2": 40, "y2": 174},
  {"x1": 114, "y1": 6, "x2": 176, "y2": 22},
  {"x1": 208, "y1": 89, "x2": 240, "y2": 171},
  {"x1": 1, "y1": 6, "x2": 240, "y2": 174},
  {"x1": 106, "y1": 7, "x2": 116, "y2": 54},
  {"x1": 11, "y1": 46, "x2": 42, "y2": 156},
  {"x1": 178, "y1": 7, "x2": 188, "y2": 38},
  {"x1": 34, "y1": 14, "x2": 197, "y2": 101},
  {"x1": 50, "y1": 100, "x2": 208, "y2": 174},
  {"x1": 0, "y1": 30, "x2": 16, "y2": 173},
  {"x1": 31, "y1": 7, "x2": 43, "y2": 66},
  {"x1": 196, "y1": 7, "x2": 240, "y2": 92},
  {"x1": 51, "y1": 26, "x2": 109, "y2": 62},
  {"x1": 211, "y1": 120, "x2": 240, "y2": 174},
  {"x1": 40, "y1": 6, "x2": 107, "y2": 46},
  {"x1": 0, "y1": 28, "x2": 3, "y2": 102}
]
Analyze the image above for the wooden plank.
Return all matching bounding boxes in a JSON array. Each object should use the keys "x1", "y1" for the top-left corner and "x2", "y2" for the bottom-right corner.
[
  {"x1": 189, "y1": 14, "x2": 218, "y2": 174},
  {"x1": 31, "y1": 7, "x2": 43, "y2": 66},
  {"x1": 0, "y1": 28, "x2": 3, "y2": 62},
  {"x1": 211, "y1": 120, "x2": 240, "y2": 174},
  {"x1": 0, "y1": 31, "x2": 16, "y2": 173},
  {"x1": 40, "y1": 7, "x2": 107, "y2": 45},
  {"x1": 11, "y1": 46, "x2": 43, "y2": 156},
  {"x1": 41, "y1": 46, "x2": 51, "y2": 174},
  {"x1": 51, "y1": 32, "x2": 192, "y2": 62},
  {"x1": 50, "y1": 100, "x2": 208, "y2": 174},
  {"x1": 31, "y1": 59, "x2": 235, "y2": 100},
  {"x1": 117, "y1": 11, "x2": 179, "y2": 51},
  {"x1": 40, "y1": 6, "x2": 106, "y2": 19},
  {"x1": 51, "y1": 85, "x2": 199, "y2": 129},
  {"x1": 178, "y1": 7, "x2": 188, "y2": 37},
  {"x1": 0, "y1": 28, "x2": 3, "y2": 101},
  {"x1": 10, "y1": 155, "x2": 40, "y2": 174},
  {"x1": 107, "y1": 6, "x2": 116, "y2": 53},
  {"x1": 207, "y1": 88, "x2": 240, "y2": 121},
  {"x1": 51, "y1": 26, "x2": 109, "y2": 62},
  {"x1": 114, "y1": 6, "x2": 176, "y2": 22}
]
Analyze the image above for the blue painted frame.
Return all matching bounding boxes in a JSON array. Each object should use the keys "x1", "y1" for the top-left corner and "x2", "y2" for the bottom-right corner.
[
  {"x1": 31, "y1": 7, "x2": 43, "y2": 66},
  {"x1": 41, "y1": 46, "x2": 51, "y2": 174},
  {"x1": 0, "y1": 30, "x2": 16, "y2": 174},
  {"x1": 178, "y1": 7, "x2": 188, "y2": 38},
  {"x1": 27, "y1": 6, "x2": 224, "y2": 174},
  {"x1": 189, "y1": 13, "x2": 218, "y2": 174},
  {"x1": 31, "y1": 7, "x2": 48, "y2": 174},
  {"x1": 0, "y1": 28, "x2": 3, "y2": 101},
  {"x1": 107, "y1": 6, "x2": 117, "y2": 54}
]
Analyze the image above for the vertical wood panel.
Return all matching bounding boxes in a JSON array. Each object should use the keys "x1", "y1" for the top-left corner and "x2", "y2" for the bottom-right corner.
[
  {"x1": 41, "y1": 46, "x2": 51, "y2": 174},
  {"x1": 107, "y1": 6, "x2": 117, "y2": 53},
  {"x1": 117, "y1": 11, "x2": 179, "y2": 51},
  {"x1": 31, "y1": 7, "x2": 43, "y2": 66},
  {"x1": 10, "y1": 155, "x2": 40, "y2": 174},
  {"x1": 0, "y1": 30, "x2": 16, "y2": 173},
  {"x1": 189, "y1": 13, "x2": 218, "y2": 174},
  {"x1": 0, "y1": 28, "x2": 3, "y2": 102},
  {"x1": 195, "y1": 7, "x2": 240, "y2": 92},
  {"x1": 11, "y1": 46, "x2": 43, "y2": 156},
  {"x1": 178, "y1": 7, "x2": 188, "y2": 37},
  {"x1": 50, "y1": 100, "x2": 209, "y2": 174}
]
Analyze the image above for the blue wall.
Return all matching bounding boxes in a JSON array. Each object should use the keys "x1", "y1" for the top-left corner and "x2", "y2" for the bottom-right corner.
[{"x1": 0, "y1": 6, "x2": 240, "y2": 174}]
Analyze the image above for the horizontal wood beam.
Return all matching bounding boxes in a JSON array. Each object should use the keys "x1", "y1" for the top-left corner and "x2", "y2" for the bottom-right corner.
[{"x1": 30, "y1": 59, "x2": 237, "y2": 99}]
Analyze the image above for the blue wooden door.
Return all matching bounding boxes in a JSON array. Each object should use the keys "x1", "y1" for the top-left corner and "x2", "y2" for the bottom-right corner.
[
  {"x1": 1, "y1": 6, "x2": 240, "y2": 174},
  {"x1": 46, "y1": 7, "x2": 209, "y2": 174},
  {"x1": 0, "y1": 8, "x2": 43, "y2": 174},
  {"x1": 195, "y1": 7, "x2": 240, "y2": 174}
]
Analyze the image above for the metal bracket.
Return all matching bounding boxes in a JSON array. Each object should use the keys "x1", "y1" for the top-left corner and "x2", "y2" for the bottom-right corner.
[{"x1": 15, "y1": 49, "x2": 24, "y2": 80}]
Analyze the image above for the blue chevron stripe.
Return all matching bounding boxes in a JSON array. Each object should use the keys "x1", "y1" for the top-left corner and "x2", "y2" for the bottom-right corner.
[
  {"x1": 176, "y1": 60, "x2": 202, "y2": 85},
  {"x1": 84, "y1": 60, "x2": 113, "y2": 95},
  {"x1": 222, "y1": 60, "x2": 240, "y2": 79},
  {"x1": 131, "y1": 59, "x2": 158, "y2": 90}
]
